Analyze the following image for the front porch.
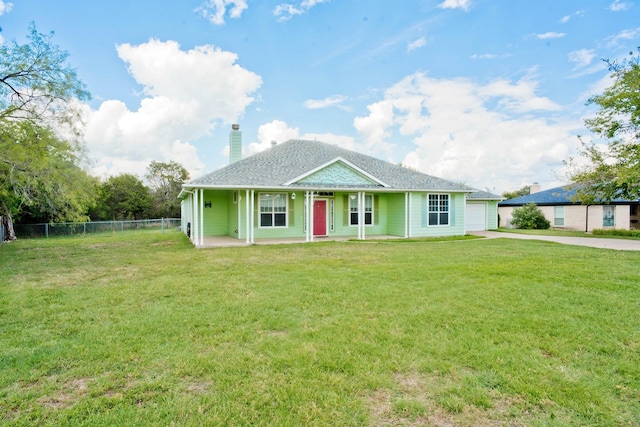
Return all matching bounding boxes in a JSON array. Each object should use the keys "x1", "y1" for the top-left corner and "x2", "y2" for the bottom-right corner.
[{"x1": 197, "y1": 234, "x2": 401, "y2": 248}]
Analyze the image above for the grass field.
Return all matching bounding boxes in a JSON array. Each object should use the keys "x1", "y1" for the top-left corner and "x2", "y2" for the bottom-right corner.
[{"x1": 1, "y1": 231, "x2": 639, "y2": 426}]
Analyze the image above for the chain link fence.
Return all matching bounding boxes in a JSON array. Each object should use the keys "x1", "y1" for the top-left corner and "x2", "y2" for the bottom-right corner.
[{"x1": 12, "y1": 218, "x2": 181, "y2": 239}]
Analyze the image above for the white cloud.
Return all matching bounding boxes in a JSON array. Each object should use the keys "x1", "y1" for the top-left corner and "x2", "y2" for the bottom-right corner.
[
  {"x1": 407, "y1": 37, "x2": 427, "y2": 52},
  {"x1": 559, "y1": 10, "x2": 584, "y2": 23},
  {"x1": 353, "y1": 72, "x2": 581, "y2": 192},
  {"x1": 303, "y1": 94, "x2": 347, "y2": 109},
  {"x1": 195, "y1": 0, "x2": 247, "y2": 25},
  {"x1": 246, "y1": 119, "x2": 356, "y2": 156},
  {"x1": 437, "y1": 0, "x2": 471, "y2": 11},
  {"x1": 0, "y1": 0, "x2": 13, "y2": 15},
  {"x1": 274, "y1": 0, "x2": 329, "y2": 21},
  {"x1": 535, "y1": 32, "x2": 566, "y2": 40},
  {"x1": 470, "y1": 53, "x2": 511, "y2": 60},
  {"x1": 609, "y1": 0, "x2": 631, "y2": 11},
  {"x1": 568, "y1": 49, "x2": 596, "y2": 69},
  {"x1": 84, "y1": 39, "x2": 261, "y2": 178},
  {"x1": 604, "y1": 27, "x2": 640, "y2": 48}
]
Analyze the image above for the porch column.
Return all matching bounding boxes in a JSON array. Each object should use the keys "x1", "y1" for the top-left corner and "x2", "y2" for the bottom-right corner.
[
  {"x1": 245, "y1": 190, "x2": 250, "y2": 244},
  {"x1": 199, "y1": 188, "x2": 204, "y2": 247},
  {"x1": 250, "y1": 190, "x2": 255, "y2": 244},
  {"x1": 359, "y1": 191, "x2": 365, "y2": 240},
  {"x1": 193, "y1": 190, "x2": 199, "y2": 245},
  {"x1": 305, "y1": 192, "x2": 310, "y2": 242}
]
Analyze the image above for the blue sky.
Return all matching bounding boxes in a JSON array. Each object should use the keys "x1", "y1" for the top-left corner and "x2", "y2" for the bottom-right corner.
[{"x1": 1, "y1": 0, "x2": 638, "y2": 193}]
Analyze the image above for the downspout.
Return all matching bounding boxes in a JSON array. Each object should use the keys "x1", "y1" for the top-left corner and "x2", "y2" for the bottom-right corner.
[{"x1": 585, "y1": 204, "x2": 590, "y2": 233}]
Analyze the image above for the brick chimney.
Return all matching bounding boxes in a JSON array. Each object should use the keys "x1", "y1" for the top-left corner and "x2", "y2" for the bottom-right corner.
[{"x1": 229, "y1": 124, "x2": 242, "y2": 164}]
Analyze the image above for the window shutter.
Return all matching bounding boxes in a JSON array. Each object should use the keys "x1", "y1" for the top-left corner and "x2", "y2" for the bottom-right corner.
[
  {"x1": 449, "y1": 195, "x2": 455, "y2": 226},
  {"x1": 421, "y1": 194, "x2": 427, "y2": 227},
  {"x1": 374, "y1": 194, "x2": 379, "y2": 225},
  {"x1": 254, "y1": 194, "x2": 259, "y2": 227}
]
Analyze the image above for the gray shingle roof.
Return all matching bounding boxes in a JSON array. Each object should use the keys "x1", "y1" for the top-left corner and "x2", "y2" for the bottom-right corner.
[
  {"x1": 467, "y1": 189, "x2": 503, "y2": 200},
  {"x1": 185, "y1": 139, "x2": 475, "y2": 192}
]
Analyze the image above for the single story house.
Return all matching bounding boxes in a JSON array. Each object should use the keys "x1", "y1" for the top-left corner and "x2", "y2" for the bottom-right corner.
[
  {"x1": 498, "y1": 185, "x2": 640, "y2": 232},
  {"x1": 180, "y1": 125, "x2": 500, "y2": 247}
]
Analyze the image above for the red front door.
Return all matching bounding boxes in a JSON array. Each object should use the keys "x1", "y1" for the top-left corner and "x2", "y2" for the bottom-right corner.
[{"x1": 313, "y1": 200, "x2": 327, "y2": 236}]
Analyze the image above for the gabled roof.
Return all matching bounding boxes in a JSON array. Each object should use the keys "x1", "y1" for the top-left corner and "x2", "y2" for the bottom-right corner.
[
  {"x1": 498, "y1": 185, "x2": 638, "y2": 206},
  {"x1": 184, "y1": 139, "x2": 474, "y2": 193}
]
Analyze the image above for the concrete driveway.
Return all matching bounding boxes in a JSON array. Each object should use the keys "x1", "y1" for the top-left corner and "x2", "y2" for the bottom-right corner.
[{"x1": 469, "y1": 231, "x2": 640, "y2": 251}]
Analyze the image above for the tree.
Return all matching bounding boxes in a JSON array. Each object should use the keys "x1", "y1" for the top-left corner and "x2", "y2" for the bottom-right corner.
[
  {"x1": 0, "y1": 24, "x2": 90, "y2": 127},
  {"x1": 93, "y1": 174, "x2": 152, "y2": 221},
  {"x1": 510, "y1": 203, "x2": 550, "y2": 230},
  {"x1": 567, "y1": 48, "x2": 640, "y2": 204},
  {"x1": 0, "y1": 24, "x2": 91, "y2": 240},
  {"x1": 502, "y1": 185, "x2": 530, "y2": 200},
  {"x1": 145, "y1": 161, "x2": 190, "y2": 218},
  {"x1": 0, "y1": 120, "x2": 96, "y2": 240}
]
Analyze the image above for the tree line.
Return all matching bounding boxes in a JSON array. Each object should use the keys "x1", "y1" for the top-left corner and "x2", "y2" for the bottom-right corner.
[{"x1": 1, "y1": 25, "x2": 188, "y2": 240}]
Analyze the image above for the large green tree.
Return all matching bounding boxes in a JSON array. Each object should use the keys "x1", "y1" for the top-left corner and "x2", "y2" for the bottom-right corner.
[
  {"x1": 145, "y1": 160, "x2": 190, "y2": 218},
  {"x1": 93, "y1": 174, "x2": 152, "y2": 221},
  {"x1": 0, "y1": 120, "x2": 96, "y2": 240},
  {"x1": 1, "y1": 25, "x2": 92, "y2": 240},
  {"x1": 567, "y1": 49, "x2": 640, "y2": 204}
]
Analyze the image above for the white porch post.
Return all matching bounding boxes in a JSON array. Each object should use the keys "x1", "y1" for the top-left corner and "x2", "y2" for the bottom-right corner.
[
  {"x1": 250, "y1": 190, "x2": 255, "y2": 244},
  {"x1": 199, "y1": 189, "x2": 204, "y2": 247},
  {"x1": 305, "y1": 192, "x2": 310, "y2": 242},
  {"x1": 193, "y1": 190, "x2": 199, "y2": 245},
  {"x1": 245, "y1": 190, "x2": 250, "y2": 244},
  {"x1": 358, "y1": 191, "x2": 364, "y2": 240},
  {"x1": 310, "y1": 191, "x2": 315, "y2": 242}
]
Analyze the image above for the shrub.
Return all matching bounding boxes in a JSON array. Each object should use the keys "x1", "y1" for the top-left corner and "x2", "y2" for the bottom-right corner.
[{"x1": 511, "y1": 203, "x2": 550, "y2": 229}]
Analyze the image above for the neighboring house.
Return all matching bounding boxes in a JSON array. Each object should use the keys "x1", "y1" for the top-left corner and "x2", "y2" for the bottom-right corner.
[
  {"x1": 498, "y1": 185, "x2": 640, "y2": 232},
  {"x1": 180, "y1": 125, "x2": 500, "y2": 247}
]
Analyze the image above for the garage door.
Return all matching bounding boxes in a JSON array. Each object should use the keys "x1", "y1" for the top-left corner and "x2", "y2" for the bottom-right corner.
[{"x1": 466, "y1": 203, "x2": 487, "y2": 231}]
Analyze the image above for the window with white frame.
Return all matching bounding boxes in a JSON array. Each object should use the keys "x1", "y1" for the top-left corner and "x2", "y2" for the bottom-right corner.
[
  {"x1": 428, "y1": 194, "x2": 449, "y2": 226},
  {"x1": 554, "y1": 206, "x2": 565, "y2": 226},
  {"x1": 349, "y1": 194, "x2": 373, "y2": 225},
  {"x1": 259, "y1": 193, "x2": 287, "y2": 227},
  {"x1": 603, "y1": 205, "x2": 615, "y2": 227}
]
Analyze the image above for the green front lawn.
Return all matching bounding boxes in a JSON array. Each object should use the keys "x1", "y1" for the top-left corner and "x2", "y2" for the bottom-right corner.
[{"x1": 1, "y1": 232, "x2": 639, "y2": 426}]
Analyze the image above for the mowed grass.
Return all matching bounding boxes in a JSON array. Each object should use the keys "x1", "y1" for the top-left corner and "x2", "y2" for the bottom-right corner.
[{"x1": 1, "y1": 232, "x2": 639, "y2": 426}]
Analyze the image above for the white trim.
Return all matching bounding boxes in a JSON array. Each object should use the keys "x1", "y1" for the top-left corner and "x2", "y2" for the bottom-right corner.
[
  {"x1": 282, "y1": 157, "x2": 390, "y2": 187},
  {"x1": 257, "y1": 192, "x2": 288, "y2": 229},
  {"x1": 183, "y1": 184, "x2": 471, "y2": 194}
]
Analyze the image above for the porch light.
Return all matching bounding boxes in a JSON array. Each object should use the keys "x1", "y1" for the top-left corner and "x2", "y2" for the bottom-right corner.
[
  {"x1": 350, "y1": 194, "x2": 357, "y2": 200},
  {"x1": 291, "y1": 192, "x2": 296, "y2": 200}
]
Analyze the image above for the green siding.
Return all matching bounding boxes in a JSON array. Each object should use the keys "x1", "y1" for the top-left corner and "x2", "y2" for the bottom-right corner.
[
  {"x1": 487, "y1": 201, "x2": 498, "y2": 229},
  {"x1": 386, "y1": 193, "x2": 406, "y2": 236},
  {"x1": 202, "y1": 190, "x2": 229, "y2": 236},
  {"x1": 410, "y1": 192, "x2": 466, "y2": 237}
]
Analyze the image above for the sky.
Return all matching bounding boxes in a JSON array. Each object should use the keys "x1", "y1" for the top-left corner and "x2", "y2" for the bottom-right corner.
[{"x1": 1, "y1": 0, "x2": 638, "y2": 194}]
